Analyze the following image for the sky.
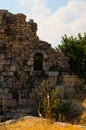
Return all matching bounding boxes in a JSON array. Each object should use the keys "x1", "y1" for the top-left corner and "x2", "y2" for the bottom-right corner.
[{"x1": 0, "y1": 0, "x2": 86, "y2": 48}]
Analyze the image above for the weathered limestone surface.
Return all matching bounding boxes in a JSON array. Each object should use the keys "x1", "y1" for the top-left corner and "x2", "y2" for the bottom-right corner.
[
  {"x1": 62, "y1": 75, "x2": 85, "y2": 98},
  {"x1": 0, "y1": 10, "x2": 69, "y2": 107}
]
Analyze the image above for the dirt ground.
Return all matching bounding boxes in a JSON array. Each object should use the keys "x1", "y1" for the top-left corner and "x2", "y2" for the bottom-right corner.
[{"x1": 0, "y1": 116, "x2": 85, "y2": 130}]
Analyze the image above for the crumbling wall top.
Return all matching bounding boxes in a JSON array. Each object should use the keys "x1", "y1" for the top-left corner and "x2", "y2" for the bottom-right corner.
[
  {"x1": 0, "y1": 10, "x2": 38, "y2": 42},
  {"x1": 14, "y1": 13, "x2": 26, "y2": 23},
  {"x1": 0, "y1": 9, "x2": 8, "y2": 13}
]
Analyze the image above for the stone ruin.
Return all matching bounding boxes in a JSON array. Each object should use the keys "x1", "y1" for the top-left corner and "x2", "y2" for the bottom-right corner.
[{"x1": 0, "y1": 10, "x2": 72, "y2": 108}]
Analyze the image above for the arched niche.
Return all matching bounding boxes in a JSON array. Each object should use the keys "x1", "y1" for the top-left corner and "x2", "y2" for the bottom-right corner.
[{"x1": 34, "y1": 53, "x2": 43, "y2": 71}]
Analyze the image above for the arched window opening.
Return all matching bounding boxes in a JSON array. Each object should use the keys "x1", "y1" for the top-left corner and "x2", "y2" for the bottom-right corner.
[{"x1": 34, "y1": 53, "x2": 43, "y2": 71}]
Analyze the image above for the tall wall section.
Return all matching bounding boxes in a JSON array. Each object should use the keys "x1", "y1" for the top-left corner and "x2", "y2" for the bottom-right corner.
[{"x1": 0, "y1": 10, "x2": 70, "y2": 107}]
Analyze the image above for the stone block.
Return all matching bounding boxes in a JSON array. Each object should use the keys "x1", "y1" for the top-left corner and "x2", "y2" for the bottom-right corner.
[
  {"x1": 0, "y1": 89, "x2": 3, "y2": 93},
  {"x1": 0, "y1": 64, "x2": 3, "y2": 71},
  {"x1": 0, "y1": 54, "x2": 4, "y2": 59},
  {"x1": 66, "y1": 87, "x2": 75, "y2": 93},
  {"x1": 0, "y1": 60, "x2": 3, "y2": 64},
  {"x1": 8, "y1": 72, "x2": 13, "y2": 76},
  {"x1": 24, "y1": 66, "x2": 31, "y2": 71},
  {"x1": 0, "y1": 94, "x2": 3, "y2": 99},
  {"x1": 21, "y1": 98, "x2": 27, "y2": 106},
  {"x1": 4, "y1": 60, "x2": 10, "y2": 64},
  {"x1": 5, "y1": 99, "x2": 16, "y2": 107},
  {"x1": 27, "y1": 60, "x2": 33, "y2": 65},
  {"x1": 4, "y1": 88, "x2": 9, "y2": 93},
  {"x1": 10, "y1": 66, "x2": 16, "y2": 71},
  {"x1": 7, "y1": 93, "x2": 12, "y2": 99},
  {"x1": 2, "y1": 82, "x2": 8, "y2": 87},
  {"x1": 0, "y1": 76, "x2": 4, "y2": 82},
  {"x1": 46, "y1": 71, "x2": 59, "y2": 77},
  {"x1": 70, "y1": 82, "x2": 75, "y2": 87},
  {"x1": 43, "y1": 64, "x2": 49, "y2": 71}
]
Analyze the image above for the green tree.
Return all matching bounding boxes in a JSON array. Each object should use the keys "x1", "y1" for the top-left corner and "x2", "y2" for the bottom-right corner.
[{"x1": 57, "y1": 33, "x2": 86, "y2": 79}]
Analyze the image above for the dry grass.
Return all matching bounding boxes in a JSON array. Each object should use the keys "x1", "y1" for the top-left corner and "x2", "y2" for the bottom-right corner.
[
  {"x1": 0, "y1": 116, "x2": 85, "y2": 130},
  {"x1": 82, "y1": 99, "x2": 86, "y2": 107}
]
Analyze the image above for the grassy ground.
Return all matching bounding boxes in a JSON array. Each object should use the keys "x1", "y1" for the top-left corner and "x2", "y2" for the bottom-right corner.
[{"x1": 0, "y1": 116, "x2": 85, "y2": 130}]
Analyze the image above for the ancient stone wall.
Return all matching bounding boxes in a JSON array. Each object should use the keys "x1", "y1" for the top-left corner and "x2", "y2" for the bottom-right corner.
[{"x1": 0, "y1": 10, "x2": 69, "y2": 107}]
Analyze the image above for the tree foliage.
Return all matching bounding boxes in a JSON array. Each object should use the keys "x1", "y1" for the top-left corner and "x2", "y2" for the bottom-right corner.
[{"x1": 57, "y1": 33, "x2": 86, "y2": 79}]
